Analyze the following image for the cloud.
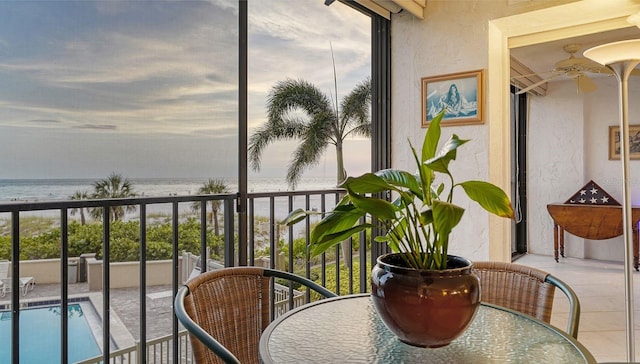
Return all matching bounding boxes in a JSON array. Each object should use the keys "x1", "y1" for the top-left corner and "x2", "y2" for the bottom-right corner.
[
  {"x1": 28, "y1": 119, "x2": 61, "y2": 124},
  {"x1": 74, "y1": 124, "x2": 117, "y2": 130},
  {"x1": 0, "y1": 0, "x2": 371, "y2": 179}
]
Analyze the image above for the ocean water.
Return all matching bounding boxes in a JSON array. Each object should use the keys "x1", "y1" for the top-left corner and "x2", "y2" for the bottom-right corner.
[
  {"x1": 0, "y1": 177, "x2": 338, "y2": 203},
  {"x1": 0, "y1": 177, "x2": 340, "y2": 221}
]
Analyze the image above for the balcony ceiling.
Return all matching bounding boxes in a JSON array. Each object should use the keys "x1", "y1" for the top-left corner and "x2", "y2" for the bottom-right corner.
[
  {"x1": 354, "y1": 0, "x2": 425, "y2": 19},
  {"x1": 510, "y1": 26, "x2": 640, "y2": 93},
  {"x1": 355, "y1": 0, "x2": 640, "y2": 93}
]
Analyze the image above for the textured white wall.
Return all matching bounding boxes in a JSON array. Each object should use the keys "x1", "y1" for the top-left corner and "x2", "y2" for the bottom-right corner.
[
  {"x1": 527, "y1": 80, "x2": 585, "y2": 257},
  {"x1": 391, "y1": 1, "x2": 507, "y2": 260}
]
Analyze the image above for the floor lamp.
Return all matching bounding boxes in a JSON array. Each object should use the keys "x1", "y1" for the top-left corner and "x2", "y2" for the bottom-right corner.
[{"x1": 584, "y1": 39, "x2": 640, "y2": 362}]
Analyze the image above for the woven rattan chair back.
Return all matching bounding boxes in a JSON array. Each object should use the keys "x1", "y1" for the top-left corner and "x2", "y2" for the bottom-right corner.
[
  {"x1": 474, "y1": 261, "x2": 554, "y2": 322},
  {"x1": 177, "y1": 266, "x2": 337, "y2": 364},
  {"x1": 473, "y1": 261, "x2": 580, "y2": 338},
  {"x1": 183, "y1": 267, "x2": 269, "y2": 364}
]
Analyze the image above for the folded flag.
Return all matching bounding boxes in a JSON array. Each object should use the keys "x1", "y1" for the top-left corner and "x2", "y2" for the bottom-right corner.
[{"x1": 564, "y1": 180, "x2": 620, "y2": 205}]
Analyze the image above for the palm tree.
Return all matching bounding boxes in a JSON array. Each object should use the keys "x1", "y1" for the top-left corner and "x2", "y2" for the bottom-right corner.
[
  {"x1": 249, "y1": 77, "x2": 371, "y2": 189},
  {"x1": 69, "y1": 190, "x2": 90, "y2": 225},
  {"x1": 90, "y1": 172, "x2": 137, "y2": 221},
  {"x1": 191, "y1": 178, "x2": 229, "y2": 236}
]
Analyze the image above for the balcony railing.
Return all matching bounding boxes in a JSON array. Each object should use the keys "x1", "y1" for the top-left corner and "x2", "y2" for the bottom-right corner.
[{"x1": 0, "y1": 189, "x2": 376, "y2": 364}]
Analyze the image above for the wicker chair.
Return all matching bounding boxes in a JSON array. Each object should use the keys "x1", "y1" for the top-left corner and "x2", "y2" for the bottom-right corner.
[
  {"x1": 174, "y1": 266, "x2": 337, "y2": 364},
  {"x1": 473, "y1": 261, "x2": 580, "y2": 339}
]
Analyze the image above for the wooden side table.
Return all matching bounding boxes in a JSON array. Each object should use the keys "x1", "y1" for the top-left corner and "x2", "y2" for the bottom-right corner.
[{"x1": 547, "y1": 203, "x2": 640, "y2": 270}]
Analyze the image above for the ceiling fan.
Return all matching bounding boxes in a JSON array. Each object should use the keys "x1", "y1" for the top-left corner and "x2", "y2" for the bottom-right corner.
[{"x1": 513, "y1": 43, "x2": 610, "y2": 95}]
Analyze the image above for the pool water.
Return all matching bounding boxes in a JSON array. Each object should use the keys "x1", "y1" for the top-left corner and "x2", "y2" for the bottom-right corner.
[{"x1": 0, "y1": 303, "x2": 102, "y2": 363}]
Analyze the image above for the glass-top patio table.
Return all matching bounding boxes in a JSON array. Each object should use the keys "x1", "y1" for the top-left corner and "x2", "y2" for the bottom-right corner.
[{"x1": 259, "y1": 293, "x2": 596, "y2": 363}]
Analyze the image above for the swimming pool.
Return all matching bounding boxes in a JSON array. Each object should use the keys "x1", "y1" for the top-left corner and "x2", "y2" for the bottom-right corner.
[{"x1": 0, "y1": 302, "x2": 102, "y2": 363}]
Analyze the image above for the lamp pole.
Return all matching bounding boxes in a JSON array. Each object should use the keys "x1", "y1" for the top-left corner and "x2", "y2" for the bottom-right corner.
[{"x1": 584, "y1": 39, "x2": 640, "y2": 362}]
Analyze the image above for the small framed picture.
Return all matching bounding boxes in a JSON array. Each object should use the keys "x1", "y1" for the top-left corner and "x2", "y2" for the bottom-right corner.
[
  {"x1": 609, "y1": 125, "x2": 640, "y2": 160},
  {"x1": 421, "y1": 69, "x2": 484, "y2": 127}
]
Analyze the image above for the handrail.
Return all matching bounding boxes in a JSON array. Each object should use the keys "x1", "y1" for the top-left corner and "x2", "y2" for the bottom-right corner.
[{"x1": 74, "y1": 329, "x2": 193, "y2": 364}]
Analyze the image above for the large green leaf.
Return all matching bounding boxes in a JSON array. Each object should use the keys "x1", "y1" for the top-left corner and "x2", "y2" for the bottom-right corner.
[
  {"x1": 425, "y1": 134, "x2": 469, "y2": 174},
  {"x1": 459, "y1": 181, "x2": 515, "y2": 219},
  {"x1": 340, "y1": 173, "x2": 392, "y2": 194},
  {"x1": 410, "y1": 139, "x2": 432, "y2": 203},
  {"x1": 311, "y1": 224, "x2": 373, "y2": 256},
  {"x1": 432, "y1": 200, "x2": 464, "y2": 237},
  {"x1": 375, "y1": 169, "x2": 423, "y2": 198},
  {"x1": 422, "y1": 110, "x2": 443, "y2": 162},
  {"x1": 310, "y1": 205, "x2": 365, "y2": 244},
  {"x1": 419, "y1": 208, "x2": 434, "y2": 226},
  {"x1": 347, "y1": 186, "x2": 398, "y2": 221}
]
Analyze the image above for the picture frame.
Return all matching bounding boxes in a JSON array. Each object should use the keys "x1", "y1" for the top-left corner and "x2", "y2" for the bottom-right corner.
[
  {"x1": 609, "y1": 125, "x2": 640, "y2": 160},
  {"x1": 421, "y1": 69, "x2": 484, "y2": 127}
]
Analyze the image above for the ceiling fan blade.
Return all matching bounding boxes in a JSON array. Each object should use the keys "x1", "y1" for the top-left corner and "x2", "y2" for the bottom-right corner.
[
  {"x1": 515, "y1": 73, "x2": 563, "y2": 95},
  {"x1": 575, "y1": 75, "x2": 597, "y2": 93},
  {"x1": 511, "y1": 70, "x2": 559, "y2": 80},
  {"x1": 587, "y1": 66, "x2": 640, "y2": 77}
]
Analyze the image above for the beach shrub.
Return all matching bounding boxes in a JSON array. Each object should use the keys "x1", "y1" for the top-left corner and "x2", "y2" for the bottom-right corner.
[
  {"x1": 68, "y1": 222, "x2": 103, "y2": 258},
  {"x1": 0, "y1": 218, "x2": 226, "y2": 262},
  {"x1": 279, "y1": 237, "x2": 308, "y2": 262},
  {"x1": 0, "y1": 229, "x2": 62, "y2": 260},
  {"x1": 21, "y1": 230, "x2": 61, "y2": 260},
  {"x1": 146, "y1": 240, "x2": 174, "y2": 260},
  {"x1": 0, "y1": 236, "x2": 9, "y2": 259},
  {"x1": 305, "y1": 261, "x2": 364, "y2": 300},
  {"x1": 109, "y1": 237, "x2": 140, "y2": 261}
]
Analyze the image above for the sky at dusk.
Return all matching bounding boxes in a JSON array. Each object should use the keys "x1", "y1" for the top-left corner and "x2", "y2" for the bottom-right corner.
[{"x1": 0, "y1": 0, "x2": 371, "y2": 182}]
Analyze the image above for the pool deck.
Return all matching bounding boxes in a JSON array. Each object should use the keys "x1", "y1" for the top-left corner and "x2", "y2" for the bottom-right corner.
[{"x1": 0, "y1": 282, "x2": 175, "y2": 348}]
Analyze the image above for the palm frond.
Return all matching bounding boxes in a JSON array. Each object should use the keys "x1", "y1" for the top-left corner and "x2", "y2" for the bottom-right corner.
[
  {"x1": 348, "y1": 123, "x2": 372, "y2": 138},
  {"x1": 90, "y1": 172, "x2": 137, "y2": 221},
  {"x1": 284, "y1": 110, "x2": 336, "y2": 188},
  {"x1": 248, "y1": 118, "x2": 306, "y2": 171},
  {"x1": 267, "y1": 78, "x2": 333, "y2": 120},
  {"x1": 340, "y1": 77, "x2": 371, "y2": 137},
  {"x1": 250, "y1": 79, "x2": 333, "y2": 172},
  {"x1": 286, "y1": 135, "x2": 330, "y2": 189}
]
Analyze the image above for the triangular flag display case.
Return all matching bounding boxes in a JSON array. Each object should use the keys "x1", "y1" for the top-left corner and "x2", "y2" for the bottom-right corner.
[{"x1": 564, "y1": 180, "x2": 620, "y2": 206}]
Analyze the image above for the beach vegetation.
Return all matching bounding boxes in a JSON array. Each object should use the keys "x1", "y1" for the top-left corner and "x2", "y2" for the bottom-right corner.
[
  {"x1": 190, "y1": 178, "x2": 230, "y2": 236},
  {"x1": 0, "y1": 218, "x2": 224, "y2": 262},
  {"x1": 282, "y1": 260, "x2": 362, "y2": 300},
  {"x1": 0, "y1": 216, "x2": 56, "y2": 236},
  {"x1": 89, "y1": 172, "x2": 138, "y2": 222},
  {"x1": 69, "y1": 190, "x2": 91, "y2": 225}
]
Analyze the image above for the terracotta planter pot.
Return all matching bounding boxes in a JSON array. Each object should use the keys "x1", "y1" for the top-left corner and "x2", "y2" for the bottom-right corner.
[{"x1": 370, "y1": 253, "x2": 480, "y2": 348}]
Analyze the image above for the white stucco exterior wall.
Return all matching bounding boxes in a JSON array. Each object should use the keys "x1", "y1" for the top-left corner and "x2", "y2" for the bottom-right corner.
[{"x1": 391, "y1": 1, "x2": 506, "y2": 261}]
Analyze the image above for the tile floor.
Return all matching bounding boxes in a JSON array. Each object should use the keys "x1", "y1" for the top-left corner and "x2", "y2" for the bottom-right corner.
[{"x1": 517, "y1": 253, "x2": 640, "y2": 363}]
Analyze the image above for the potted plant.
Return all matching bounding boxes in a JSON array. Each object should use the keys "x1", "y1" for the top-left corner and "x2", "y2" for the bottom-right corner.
[{"x1": 285, "y1": 110, "x2": 514, "y2": 347}]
